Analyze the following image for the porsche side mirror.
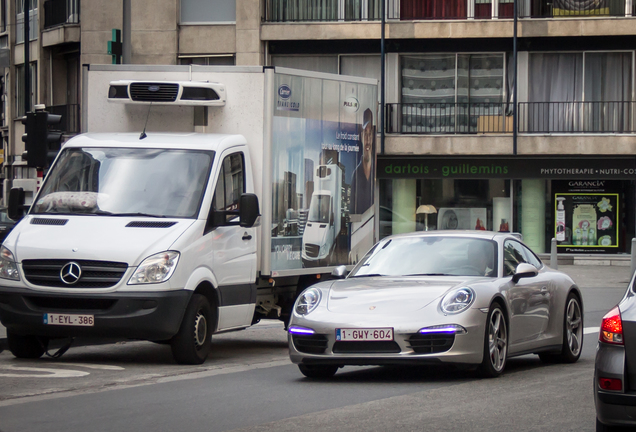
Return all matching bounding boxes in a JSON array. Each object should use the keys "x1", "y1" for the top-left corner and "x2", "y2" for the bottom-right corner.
[
  {"x1": 513, "y1": 263, "x2": 539, "y2": 283},
  {"x1": 331, "y1": 265, "x2": 348, "y2": 279}
]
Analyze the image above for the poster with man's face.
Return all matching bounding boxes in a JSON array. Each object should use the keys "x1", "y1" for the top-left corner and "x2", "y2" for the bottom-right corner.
[{"x1": 270, "y1": 73, "x2": 377, "y2": 271}]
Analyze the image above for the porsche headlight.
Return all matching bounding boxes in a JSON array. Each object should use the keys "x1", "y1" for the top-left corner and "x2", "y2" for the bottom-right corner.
[
  {"x1": 128, "y1": 251, "x2": 179, "y2": 285},
  {"x1": 0, "y1": 246, "x2": 19, "y2": 281},
  {"x1": 441, "y1": 287, "x2": 475, "y2": 314},
  {"x1": 295, "y1": 287, "x2": 322, "y2": 315}
]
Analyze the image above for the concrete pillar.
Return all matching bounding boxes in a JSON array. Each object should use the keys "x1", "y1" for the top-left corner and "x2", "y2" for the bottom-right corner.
[
  {"x1": 392, "y1": 179, "x2": 416, "y2": 235},
  {"x1": 520, "y1": 179, "x2": 546, "y2": 253}
]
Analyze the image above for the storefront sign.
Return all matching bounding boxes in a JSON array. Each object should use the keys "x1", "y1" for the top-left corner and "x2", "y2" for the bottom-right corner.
[{"x1": 377, "y1": 156, "x2": 636, "y2": 180}]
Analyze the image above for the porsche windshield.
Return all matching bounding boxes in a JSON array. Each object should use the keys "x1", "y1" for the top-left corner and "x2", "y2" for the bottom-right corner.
[
  {"x1": 32, "y1": 147, "x2": 214, "y2": 218},
  {"x1": 349, "y1": 236, "x2": 498, "y2": 278}
]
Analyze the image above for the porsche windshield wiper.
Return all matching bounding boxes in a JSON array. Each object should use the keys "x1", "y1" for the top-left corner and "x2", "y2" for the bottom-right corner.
[
  {"x1": 404, "y1": 273, "x2": 455, "y2": 277},
  {"x1": 350, "y1": 273, "x2": 385, "y2": 278}
]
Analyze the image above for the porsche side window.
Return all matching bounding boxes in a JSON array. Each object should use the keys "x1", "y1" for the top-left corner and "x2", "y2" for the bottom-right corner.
[
  {"x1": 504, "y1": 240, "x2": 528, "y2": 276},
  {"x1": 521, "y1": 244, "x2": 543, "y2": 269}
]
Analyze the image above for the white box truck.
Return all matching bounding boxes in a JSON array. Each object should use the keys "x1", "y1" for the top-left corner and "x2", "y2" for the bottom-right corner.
[{"x1": 0, "y1": 65, "x2": 377, "y2": 364}]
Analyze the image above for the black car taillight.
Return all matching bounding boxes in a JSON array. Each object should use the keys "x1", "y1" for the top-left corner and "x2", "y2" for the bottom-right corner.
[{"x1": 600, "y1": 306, "x2": 624, "y2": 345}]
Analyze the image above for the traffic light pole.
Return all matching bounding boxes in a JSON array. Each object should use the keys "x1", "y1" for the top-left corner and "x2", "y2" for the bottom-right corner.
[{"x1": 24, "y1": 0, "x2": 30, "y2": 114}]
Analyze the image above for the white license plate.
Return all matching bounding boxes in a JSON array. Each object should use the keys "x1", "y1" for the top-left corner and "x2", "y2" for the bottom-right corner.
[
  {"x1": 336, "y1": 328, "x2": 393, "y2": 341},
  {"x1": 44, "y1": 313, "x2": 94, "y2": 326}
]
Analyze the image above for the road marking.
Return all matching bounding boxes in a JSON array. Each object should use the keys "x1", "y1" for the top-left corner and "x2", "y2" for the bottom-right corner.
[
  {"x1": 584, "y1": 327, "x2": 600, "y2": 335},
  {"x1": 0, "y1": 366, "x2": 90, "y2": 378},
  {"x1": 45, "y1": 362, "x2": 125, "y2": 371}
]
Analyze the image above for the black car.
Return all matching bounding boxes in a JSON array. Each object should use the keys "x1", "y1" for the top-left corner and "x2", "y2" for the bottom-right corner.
[
  {"x1": 0, "y1": 207, "x2": 16, "y2": 243},
  {"x1": 594, "y1": 277, "x2": 636, "y2": 431}
]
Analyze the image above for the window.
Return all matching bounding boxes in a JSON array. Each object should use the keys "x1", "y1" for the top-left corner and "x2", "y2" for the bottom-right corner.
[
  {"x1": 16, "y1": 0, "x2": 37, "y2": 43},
  {"x1": 212, "y1": 153, "x2": 245, "y2": 225},
  {"x1": 178, "y1": 55, "x2": 235, "y2": 66},
  {"x1": 400, "y1": 53, "x2": 505, "y2": 133},
  {"x1": 1, "y1": 0, "x2": 7, "y2": 32},
  {"x1": 181, "y1": 0, "x2": 235, "y2": 23},
  {"x1": 15, "y1": 62, "x2": 36, "y2": 117},
  {"x1": 271, "y1": 55, "x2": 338, "y2": 74},
  {"x1": 503, "y1": 240, "x2": 528, "y2": 276},
  {"x1": 527, "y1": 52, "x2": 633, "y2": 133}
]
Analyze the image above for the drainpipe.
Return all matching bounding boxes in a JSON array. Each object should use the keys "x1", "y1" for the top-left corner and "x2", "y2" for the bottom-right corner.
[
  {"x1": 512, "y1": 0, "x2": 518, "y2": 155},
  {"x1": 24, "y1": 1, "x2": 30, "y2": 113},
  {"x1": 122, "y1": 0, "x2": 131, "y2": 64},
  {"x1": 380, "y1": 0, "x2": 385, "y2": 155}
]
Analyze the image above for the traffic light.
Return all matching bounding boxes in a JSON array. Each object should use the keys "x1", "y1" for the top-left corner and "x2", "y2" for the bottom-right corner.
[{"x1": 21, "y1": 108, "x2": 63, "y2": 168}]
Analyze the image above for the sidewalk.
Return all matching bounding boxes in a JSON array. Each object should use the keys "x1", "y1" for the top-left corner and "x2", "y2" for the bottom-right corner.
[{"x1": 0, "y1": 263, "x2": 632, "y2": 355}]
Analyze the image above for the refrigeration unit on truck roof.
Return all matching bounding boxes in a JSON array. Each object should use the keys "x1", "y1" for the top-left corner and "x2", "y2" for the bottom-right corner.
[{"x1": 108, "y1": 80, "x2": 226, "y2": 106}]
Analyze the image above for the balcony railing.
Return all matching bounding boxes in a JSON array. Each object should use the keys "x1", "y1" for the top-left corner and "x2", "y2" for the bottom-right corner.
[
  {"x1": 519, "y1": 102, "x2": 635, "y2": 133},
  {"x1": 386, "y1": 103, "x2": 514, "y2": 134},
  {"x1": 46, "y1": 104, "x2": 80, "y2": 134},
  {"x1": 263, "y1": 0, "x2": 632, "y2": 21},
  {"x1": 385, "y1": 102, "x2": 635, "y2": 134},
  {"x1": 44, "y1": 0, "x2": 79, "y2": 29}
]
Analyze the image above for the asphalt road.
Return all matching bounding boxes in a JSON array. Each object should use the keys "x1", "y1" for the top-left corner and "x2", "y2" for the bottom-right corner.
[{"x1": 0, "y1": 264, "x2": 631, "y2": 432}]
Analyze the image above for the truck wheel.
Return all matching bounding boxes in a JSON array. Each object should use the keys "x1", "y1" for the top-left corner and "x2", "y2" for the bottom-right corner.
[
  {"x1": 7, "y1": 331, "x2": 47, "y2": 359},
  {"x1": 170, "y1": 294, "x2": 213, "y2": 365},
  {"x1": 298, "y1": 363, "x2": 338, "y2": 379}
]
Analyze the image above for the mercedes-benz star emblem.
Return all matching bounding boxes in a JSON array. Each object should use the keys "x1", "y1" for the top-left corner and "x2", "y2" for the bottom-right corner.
[{"x1": 60, "y1": 262, "x2": 82, "y2": 285}]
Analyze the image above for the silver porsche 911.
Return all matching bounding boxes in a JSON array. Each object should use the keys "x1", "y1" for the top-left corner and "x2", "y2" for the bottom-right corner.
[{"x1": 288, "y1": 231, "x2": 583, "y2": 379}]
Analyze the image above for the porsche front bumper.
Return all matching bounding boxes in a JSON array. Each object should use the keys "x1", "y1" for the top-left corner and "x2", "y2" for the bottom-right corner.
[{"x1": 288, "y1": 307, "x2": 487, "y2": 366}]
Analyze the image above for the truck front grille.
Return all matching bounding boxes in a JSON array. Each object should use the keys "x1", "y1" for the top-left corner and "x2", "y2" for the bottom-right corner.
[
  {"x1": 130, "y1": 82, "x2": 179, "y2": 102},
  {"x1": 22, "y1": 260, "x2": 128, "y2": 288},
  {"x1": 304, "y1": 243, "x2": 320, "y2": 258}
]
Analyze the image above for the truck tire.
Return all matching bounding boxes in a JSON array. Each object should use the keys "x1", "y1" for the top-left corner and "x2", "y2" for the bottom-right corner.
[
  {"x1": 7, "y1": 331, "x2": 47, "y2": 359},
  {"x1": 170, "y1": 294, "x2": 213, "y2": 365}
]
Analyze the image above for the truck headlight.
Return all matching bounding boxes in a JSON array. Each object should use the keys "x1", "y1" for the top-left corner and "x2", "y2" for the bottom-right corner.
[
  {"x1": 0, "y1": 247, "x2": 20, "y2": 281},
  {"x1": 441, "y1": 287, "x2": 475, "y2": 314},
  {"x1": 128, "y1": 251, "x2": 179, "y2": 285},
  {"x1": 295, "y1": 287, "x2": 322, "y2": 315}
]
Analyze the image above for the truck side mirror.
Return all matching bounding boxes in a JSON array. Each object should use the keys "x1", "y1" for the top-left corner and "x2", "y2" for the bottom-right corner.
[
  {"x1": 239, "y1": 193, "x2": 260, "y2": 228},
  {"x1": 8, "y1": 188, "x2": 25, "y2": 221}
]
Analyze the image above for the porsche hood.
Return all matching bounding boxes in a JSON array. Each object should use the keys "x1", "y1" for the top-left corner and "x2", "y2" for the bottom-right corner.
[{"x1": 325, "y1": 277, "x2": 481, "y2": 314}]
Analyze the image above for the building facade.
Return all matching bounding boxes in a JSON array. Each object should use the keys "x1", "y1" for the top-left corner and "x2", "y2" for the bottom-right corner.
[{"x1": 2, "y1": 0, "x2": 635, "y2": 255}]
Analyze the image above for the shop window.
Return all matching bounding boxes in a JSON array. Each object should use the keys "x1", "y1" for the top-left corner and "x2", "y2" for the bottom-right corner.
[
  {"x1": 181, "y1": 0, "x2": 236, "y2": 23},
  {"x1": 379, "y1": 178, "x2": 511, "y2": 238}
]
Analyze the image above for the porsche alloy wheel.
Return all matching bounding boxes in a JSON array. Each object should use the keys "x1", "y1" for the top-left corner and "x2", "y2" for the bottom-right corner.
[{"x1": 479, "y1": 304, "x2": 508, "y2": 378}]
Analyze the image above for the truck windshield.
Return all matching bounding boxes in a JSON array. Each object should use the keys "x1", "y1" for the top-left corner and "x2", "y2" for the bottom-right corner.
[
  {"x1": 308, "y1": 195, "x2": 331, "y2": 224},
  {"x1": 32, "y1": 147, "x2": 214, "y2": 218}
]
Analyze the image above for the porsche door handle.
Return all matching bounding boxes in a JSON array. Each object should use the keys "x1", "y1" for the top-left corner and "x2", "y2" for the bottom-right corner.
[{"x1": 242, "y1": 233, "x2": 253, "y2": 241}]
